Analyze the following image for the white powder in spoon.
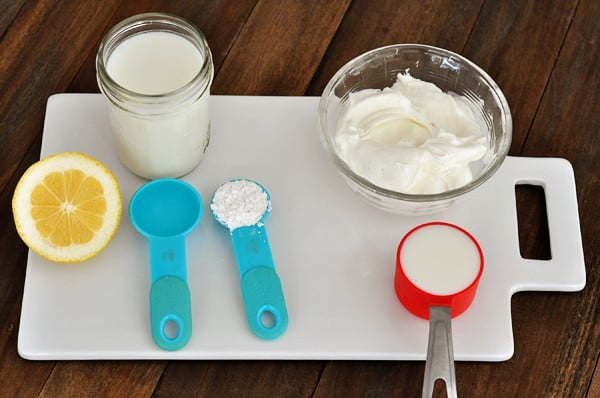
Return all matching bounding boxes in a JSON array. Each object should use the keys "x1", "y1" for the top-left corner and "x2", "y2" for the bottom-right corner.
[{"x1": 211, "y1": 179, "x2": 270, "y2": 230}]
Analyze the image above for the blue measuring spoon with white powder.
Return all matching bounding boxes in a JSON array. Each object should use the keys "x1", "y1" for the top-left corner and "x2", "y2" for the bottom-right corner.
[{"x1": 210, "y1": 179, "x2": 288, "y2": 339}]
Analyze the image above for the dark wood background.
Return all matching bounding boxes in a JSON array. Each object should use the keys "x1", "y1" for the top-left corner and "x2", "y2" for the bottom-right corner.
[{"x1": 1, "y1": 1, "x2": 598, "y2": 396}]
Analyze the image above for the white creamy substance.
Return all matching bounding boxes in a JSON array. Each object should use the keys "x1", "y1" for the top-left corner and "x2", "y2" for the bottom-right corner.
[
  {"x1": 401, "y1": 224, "x2": 481, "y2": 296},
  {"x1": 335, "y1": 73, "x2": 489, "y2": 194},
  {"x1": 211, "y1": 180, "x2": 270, "y2": 230},
  {"x1": 104, "y1": 31, "x2": 210, "y2": 180}
]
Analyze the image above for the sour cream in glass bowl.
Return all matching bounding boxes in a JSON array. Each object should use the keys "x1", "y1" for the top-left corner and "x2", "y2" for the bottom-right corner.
[{"x1": 318, "y1": 44, "x2": 512, "y2": 215}]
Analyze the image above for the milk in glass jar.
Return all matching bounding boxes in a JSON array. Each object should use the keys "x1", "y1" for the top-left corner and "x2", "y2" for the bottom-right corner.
[{"x1": 96, "y1": 13, "x2": 214, "y2": 179}]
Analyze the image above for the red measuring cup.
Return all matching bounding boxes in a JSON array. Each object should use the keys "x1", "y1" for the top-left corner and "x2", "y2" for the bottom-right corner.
[{"x1": 395, "y1": 222, "x2": 484, "y2": 398}]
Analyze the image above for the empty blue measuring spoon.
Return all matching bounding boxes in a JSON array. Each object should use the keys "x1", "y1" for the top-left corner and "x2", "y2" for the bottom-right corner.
[
  {"x1": 210, "y1": 179, "x2": 288, "y2": 340},
  {"x1": 130, "y1": 179, "x2": 203, "y2": 351}
]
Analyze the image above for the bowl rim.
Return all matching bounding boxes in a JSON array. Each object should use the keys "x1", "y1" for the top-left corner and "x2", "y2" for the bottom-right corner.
[{"x1": 318, "y1": 43, "x2": 513, "y2": 203}]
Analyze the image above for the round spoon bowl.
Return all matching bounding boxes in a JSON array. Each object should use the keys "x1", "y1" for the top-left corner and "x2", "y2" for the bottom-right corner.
[
  {"x1": 210, "y1": 179, "x2": 270, "y2": 230},
  {"x1": 130, "y1": 178, "x2": 203, "y2": 238}
]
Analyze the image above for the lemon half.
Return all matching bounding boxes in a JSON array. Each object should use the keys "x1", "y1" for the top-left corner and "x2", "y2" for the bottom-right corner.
[{"x1": 12, "y1": 152, "x2": 122, "y2": 263}]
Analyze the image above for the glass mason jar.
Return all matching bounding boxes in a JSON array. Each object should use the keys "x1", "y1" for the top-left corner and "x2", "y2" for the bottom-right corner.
[{"x1": 96, "y1": 13, "x2": 214, "y2": 180}]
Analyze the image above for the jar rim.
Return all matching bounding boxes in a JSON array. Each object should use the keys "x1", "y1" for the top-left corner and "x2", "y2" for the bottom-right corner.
[{"x1": 96, "y1": 12, "x2": 213, "y2": 108}]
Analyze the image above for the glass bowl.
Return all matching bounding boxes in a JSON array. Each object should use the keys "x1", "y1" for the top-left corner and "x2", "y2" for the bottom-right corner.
[{"x1": 318, "y1": 44, "x2": 512, "y2": 215}]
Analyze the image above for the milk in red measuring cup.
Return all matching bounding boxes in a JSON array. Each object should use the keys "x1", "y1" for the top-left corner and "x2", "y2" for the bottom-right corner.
[{"x1": 395, "y1": 222, "x2": 484, "y2": 397}]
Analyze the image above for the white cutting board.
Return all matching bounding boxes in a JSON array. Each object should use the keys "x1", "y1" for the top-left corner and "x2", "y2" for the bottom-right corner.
[{"x1": 18, "y1": 94, "x2": 585, "y2": 361}]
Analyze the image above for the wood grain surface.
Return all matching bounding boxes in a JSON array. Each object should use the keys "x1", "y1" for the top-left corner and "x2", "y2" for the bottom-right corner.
[{"x1": 1, "y1": 1, "x2": 598, "y2": 397}]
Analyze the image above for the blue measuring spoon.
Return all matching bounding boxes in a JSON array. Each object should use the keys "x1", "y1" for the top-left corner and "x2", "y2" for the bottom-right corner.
[
  {"x1": 210, "y1": 179, "x2": 288, "y2": 340},
  {"x1": 130, "y1": 179, "x2": 203, "y2": 351}
]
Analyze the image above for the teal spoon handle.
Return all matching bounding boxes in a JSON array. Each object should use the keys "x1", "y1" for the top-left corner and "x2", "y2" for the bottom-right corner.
[
  {"x1": 148, "y1": 236, "x2": 192, "y2": 350},
  {"x1": 231, "y1": 225, "x2": 288, "y2": 339}
]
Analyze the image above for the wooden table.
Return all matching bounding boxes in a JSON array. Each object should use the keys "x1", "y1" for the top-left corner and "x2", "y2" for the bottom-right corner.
[{"x1": 1, "y1": 1, "x2": 598, "y2": 396}]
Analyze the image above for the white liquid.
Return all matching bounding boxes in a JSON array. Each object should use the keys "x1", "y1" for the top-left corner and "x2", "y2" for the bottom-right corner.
[
  {"x1": 400, "y1": 224, "x2": 481, "y2": 296},
  {"x1": 104, "y1": 31, "x2": 211, "y2": 179},
  {"x1": 107, "y1": 32, "x2": 202, "y2": 95}
]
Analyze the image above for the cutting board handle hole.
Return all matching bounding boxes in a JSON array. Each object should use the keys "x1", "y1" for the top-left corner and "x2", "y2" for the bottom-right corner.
[{"x1": 515, "y1": 184, "x2": 551, "y2": 260}]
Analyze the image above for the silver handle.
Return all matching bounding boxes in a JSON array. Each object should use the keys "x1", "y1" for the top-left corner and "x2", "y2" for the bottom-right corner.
[{"x1": 422, "y1": 306, "x2": 457, "y2": 398}]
